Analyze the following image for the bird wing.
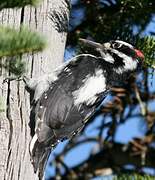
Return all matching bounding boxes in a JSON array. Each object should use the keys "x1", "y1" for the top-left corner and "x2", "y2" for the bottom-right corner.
[
  {"x1": 37, "y1": 83, "x2": 85, "y2": 142},
  {"x1": 30, "y1": 83, "x2": 85, "y2": 178},
  {"x1": 35, "y1": 54, "x2": 107, "y2": 142},
  {"x1": 30, "y1": 54, "x2": 108, "y2": 176}
]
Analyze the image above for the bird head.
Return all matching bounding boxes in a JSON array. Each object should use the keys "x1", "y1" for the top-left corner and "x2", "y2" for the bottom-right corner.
[{"x1": 79, "y1": 39, "x2": 144, "y2": 74}]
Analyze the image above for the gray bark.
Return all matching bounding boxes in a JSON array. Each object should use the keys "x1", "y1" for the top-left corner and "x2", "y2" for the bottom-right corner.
[{"x1": 0, "y1": 0, "x2": 70, "y2": 179}]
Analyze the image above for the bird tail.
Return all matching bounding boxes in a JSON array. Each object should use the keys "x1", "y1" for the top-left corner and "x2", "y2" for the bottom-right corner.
[{"x1": 29, "y1": 135, "x2": 53, "y2": 180}]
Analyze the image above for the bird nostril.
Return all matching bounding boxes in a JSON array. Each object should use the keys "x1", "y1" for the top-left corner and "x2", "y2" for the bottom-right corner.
[{"x1": 134, "y1": 49, "x2": 144, "y2": 60}]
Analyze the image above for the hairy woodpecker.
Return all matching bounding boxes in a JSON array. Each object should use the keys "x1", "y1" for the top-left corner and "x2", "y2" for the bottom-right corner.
[{"x1": 24, "y1": 39, "x2": 144, "y2": 179}]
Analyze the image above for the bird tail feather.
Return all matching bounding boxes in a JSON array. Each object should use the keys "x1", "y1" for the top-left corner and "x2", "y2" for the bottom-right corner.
[{"x1": 29, "y1": 136, "x2": 52, "y2": 180}]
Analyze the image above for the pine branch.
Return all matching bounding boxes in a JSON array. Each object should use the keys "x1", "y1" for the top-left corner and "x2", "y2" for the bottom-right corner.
[
  {"x1": 114, "y1": 174, "x2": 155, "y2": 180},
  {"x1": 2, "y1": 56, "x2": 26, "y2": 76},
  {"x1": 0, "y1": 26, "x2": 46, "y2": 58},
  {"x1": 0, "y1": 0, "x2": 39, "y2": 9},
  {"x1": 136, "y1": 36, "x2": 155, "y2": 68}
]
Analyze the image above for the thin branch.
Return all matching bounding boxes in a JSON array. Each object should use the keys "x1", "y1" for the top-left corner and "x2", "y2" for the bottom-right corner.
[{"x1": 134, "y1": 86, "x2": 147, "y2": 116}]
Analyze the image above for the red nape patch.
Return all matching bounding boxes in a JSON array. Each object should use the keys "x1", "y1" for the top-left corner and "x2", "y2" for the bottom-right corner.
[{"x1": 135, "y1": 49, "x2": 144, "y2": 59}]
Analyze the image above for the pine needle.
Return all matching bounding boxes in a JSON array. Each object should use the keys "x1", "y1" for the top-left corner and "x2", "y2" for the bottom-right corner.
[
  {"x1": 0, "y1": 26, "x2": 46, "y2": 58},
  {"x1": 136, "y1": 36, "x2": 155, "y2": 69},
  {"x1": 0, "y1": 0, "x2": 39, "y2": 9}
]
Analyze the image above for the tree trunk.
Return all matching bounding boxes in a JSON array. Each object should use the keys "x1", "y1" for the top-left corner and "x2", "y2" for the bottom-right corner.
[{"x1": 0, "y1": 0, "x2": 70, "y2": 179}]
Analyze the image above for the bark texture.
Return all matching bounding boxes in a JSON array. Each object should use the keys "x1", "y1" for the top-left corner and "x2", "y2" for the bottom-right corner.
[{"x1": 0, "y1": 0, "x2": 70, "y2": 179}]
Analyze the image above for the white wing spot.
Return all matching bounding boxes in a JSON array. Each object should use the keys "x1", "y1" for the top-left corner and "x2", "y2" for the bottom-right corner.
[
  {"x1": 73, "y1": 69, "x2": 106, "y2": 105},
  {"x1": 29, "y1": 134, "x2": 38, "y2": 156},
  {"x1": 44, "y1": 93, "x2": 48, "y2": 99}
]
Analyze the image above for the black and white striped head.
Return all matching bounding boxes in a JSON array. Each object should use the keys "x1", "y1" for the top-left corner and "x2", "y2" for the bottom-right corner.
[{"x1": 80, "y1": 39, "x2": 144, "y2": 74}]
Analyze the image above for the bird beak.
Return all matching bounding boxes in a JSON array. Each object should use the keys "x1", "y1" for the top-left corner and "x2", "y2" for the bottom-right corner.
[
  {"x1": 134, "y1": 49, "x2": 144, "y2": 60},
  {"x1": 79, "y1": 38, "x2": 102, "y2": 49}
]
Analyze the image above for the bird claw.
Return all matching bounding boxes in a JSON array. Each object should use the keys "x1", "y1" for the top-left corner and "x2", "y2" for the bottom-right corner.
[{"x1": 3, "y1": 76, "x2": 23, "y2": 84}]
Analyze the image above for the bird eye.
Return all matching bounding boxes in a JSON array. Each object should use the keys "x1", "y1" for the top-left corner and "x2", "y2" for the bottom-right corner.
[{"x1": 112, "y1": 43, "x2": 122, "y2": 49}]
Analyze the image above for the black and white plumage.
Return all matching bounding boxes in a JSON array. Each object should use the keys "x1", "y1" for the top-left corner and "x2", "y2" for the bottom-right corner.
[{"x1": 24, "y1": 39, "x2": 144, "y2": 179}]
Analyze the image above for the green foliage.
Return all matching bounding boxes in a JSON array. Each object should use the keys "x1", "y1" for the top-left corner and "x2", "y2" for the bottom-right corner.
[
  {"x1": 0, "y1": 97, "x2": 5, "y2": 112},
  {"x1": 0, "y1": 0, "x2": 45, "y2": 78},
  {"x1": 113, "y1": 174, "x2": 155, "y2": 180},
  {"x1": 0, "y1": 26, "x2": 46, "y2": 58},
  {"x1": 0, "y1": 0, "x2": 39, "y2": 9},
  {"x1": 0, "y1": 0, "x2": 46, "y2": 113},
  {"x1": 136, "y1": 37, "x2": 155, "y2": 68},
  {"x1": 68, "y1": 0, "x2": 155, "y2": 44},
  {"x1": 3, "y1": 56, "x2": 26, "y2": 76}
]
